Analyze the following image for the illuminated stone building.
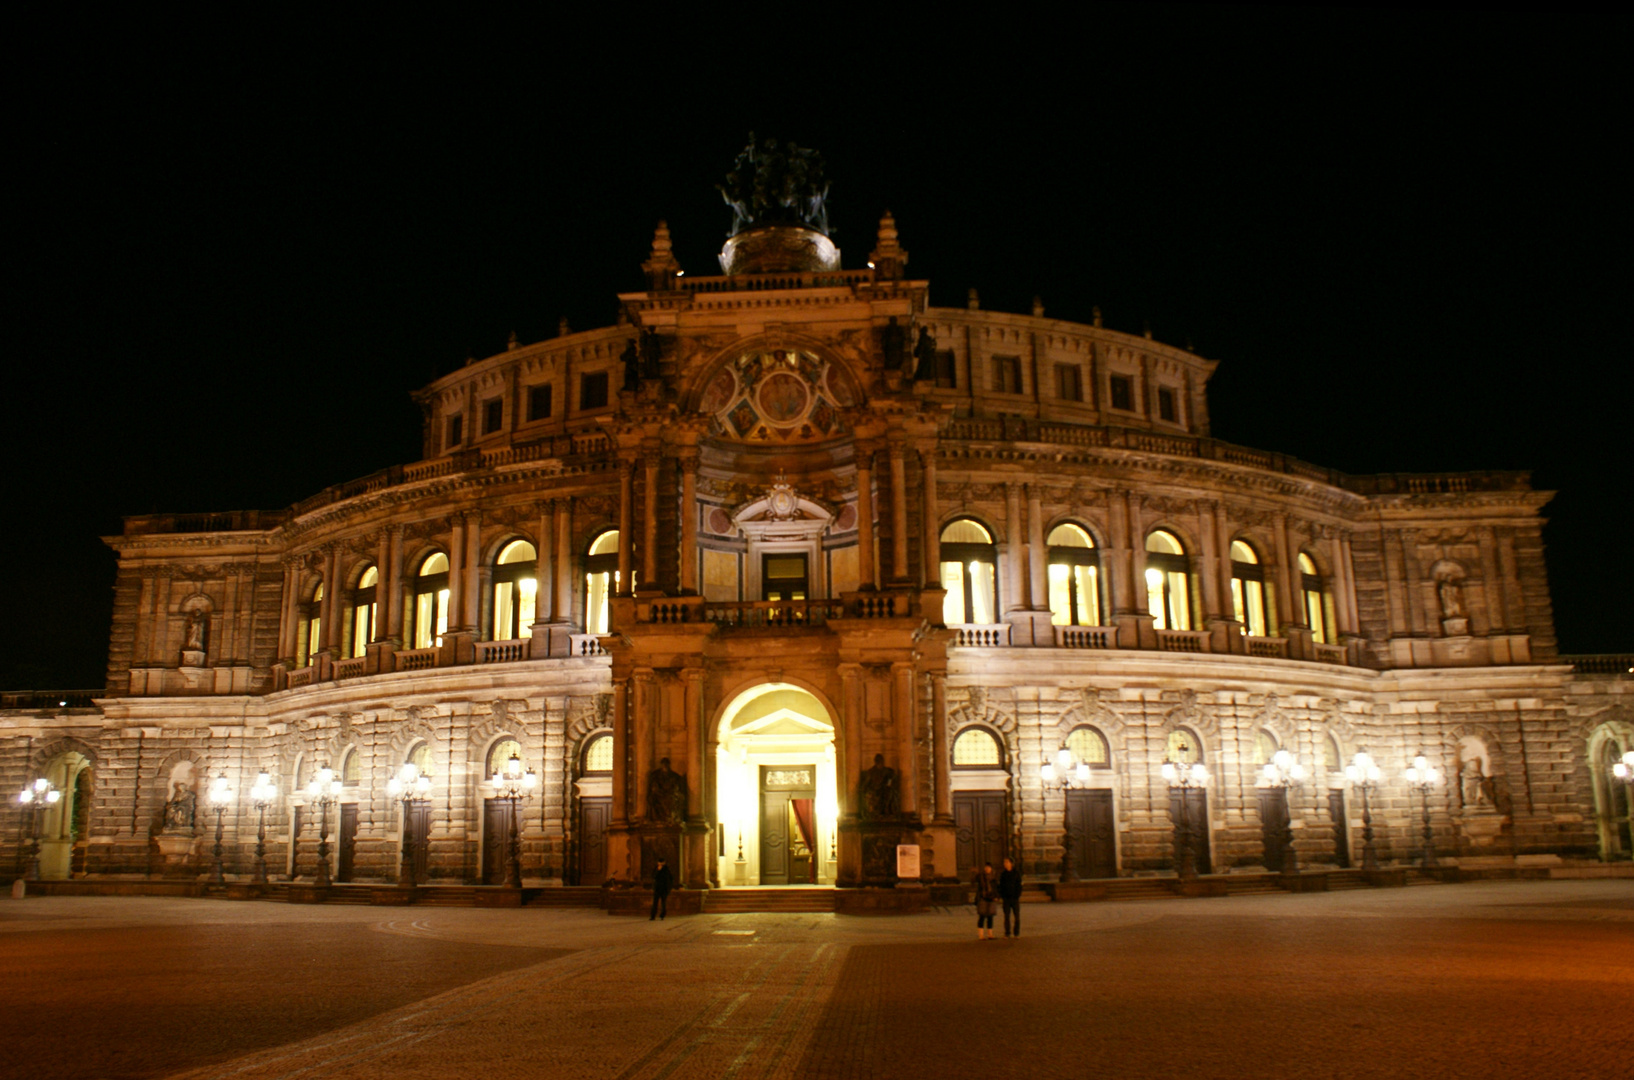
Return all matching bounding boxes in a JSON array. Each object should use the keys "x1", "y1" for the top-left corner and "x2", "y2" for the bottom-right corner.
[{"x1": 4, "y1": 146, "x2": 1632, "y2": 892}]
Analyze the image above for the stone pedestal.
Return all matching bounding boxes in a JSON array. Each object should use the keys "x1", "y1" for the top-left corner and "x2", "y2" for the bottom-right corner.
[{"x1": 152, "y1": 833, "x2": 198, "y2": 879}]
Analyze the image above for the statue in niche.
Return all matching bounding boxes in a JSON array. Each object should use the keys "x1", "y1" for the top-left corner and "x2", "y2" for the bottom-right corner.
[
  {"x1": 1438, "y1": 577, "x2": 1465, "y2": 620},
  {"x1": 881, "y1": 317, "x2": 906, "y2": 373},
  {"x1": 620, "y1": 338, "x2": 641, "y2": 391},
  {"x1": 1459, "y1": 757, "x2": 1488, "y2": 809},
  {"x1": 857, "y1": 753, "x2": 900, "y2": 820},
  {"x1": 184, "y1": 611, "x2": 207, "y2": 652},
  {"x1": 161, "y1": 782, "x2": 197, "y2": 832},
  {"x1": 912, "y1": 326, "x2": 937, "y2": 380},
  {"x1": 646, "y1": 757, "x2": 687, "y2": 826}
]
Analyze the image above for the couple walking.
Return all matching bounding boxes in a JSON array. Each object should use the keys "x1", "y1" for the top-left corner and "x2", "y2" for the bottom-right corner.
[{"x1": 972, "y1": 858, "x2": 1022, "y2": 939}]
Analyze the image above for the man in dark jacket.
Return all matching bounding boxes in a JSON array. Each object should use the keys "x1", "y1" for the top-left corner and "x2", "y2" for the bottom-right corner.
[
  {"x1": 998, "y1": 856, "x2": 1024, "y2": 937},
  {"x1": 650, "y1": 859, "x2": 675, "y2": 921}
]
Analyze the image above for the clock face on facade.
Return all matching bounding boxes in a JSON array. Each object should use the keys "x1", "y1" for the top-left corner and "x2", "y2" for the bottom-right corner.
[{"x1": 701, "y1": 349, "x2": 856, "y2": 444}]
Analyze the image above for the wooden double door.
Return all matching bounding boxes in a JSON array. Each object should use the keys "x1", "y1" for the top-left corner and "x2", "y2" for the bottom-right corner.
[
  {"x1": 1168, "y1": 789, "x2": 1212, "y2": 875},
  {"x1": 290, "y1": 803, "x2": 359, "y2": 881},
  {"x1": 1064, "y1": 790, "x2": 1117, "y2": 879},
  {"x1": 760, "y1": 766, "x2": 817, "y2": 885},
  {"x1": 954, "y1": 792, "x2": 1009, "y2": 879},
  {"x1": 578, "y1": 797, "x2": 611, "y2": 886}
]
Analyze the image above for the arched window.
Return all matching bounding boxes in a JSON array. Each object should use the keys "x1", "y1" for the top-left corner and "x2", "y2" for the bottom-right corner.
[
  {"x1": 940, "y1": 519, "x2": 997, "y2": 624},
  {"x1": 1066, "y1": 726, "x2": 1110, "y2": 768},
  {"x1": 585, "y1": 530, "x2": 620, "y2": 635},
  {"x1": 1144, "y1": 530, "x2": 1192, "y2": 631},
  {"x1": 408, "y1": 741, "x2": 435, "y2": 779},
  {"x1": 1165, "y1": 729, "x2": 1202, "y2": 764},
  {"x1": 1047, "y1": 523, "x2": 1102, "y2": 626},
  {"x1": 1299, "y1": 552, "x2": 1333, "y2": 644},
  {"x1": 349, "y1": 566, "x2": 377, "y2": 658},
  {"x1": 486, "y1": 738, "x2": 522, "y2": 780},
  {"x1": 582, "y1": 733, "x2": 613, "y2": 773},
  {"x1": 1320, "y1": 733, "x2": 1342, "y2": 774},
  {"x1": 340, "y1": 746, "x2": 362, "y2": 786},
  {"x1": 952, "y1": 728, "x2": 1003, "y2": 767},
  {"x1": 298, "y1": 583, "x2": 323, "y2": 668},
  {"x1": 493, "y1": 540, "x2": 538, "y2": 641},
  {"x1": 412, "y1": 553, "x2": 450, "y2": 650},
  {"x1": 1252, "y1": 729, "x2": 1279, "y2": 766},
  {"x1": 1230, "y1": 540, "x2": 1271, "y2": 638}
]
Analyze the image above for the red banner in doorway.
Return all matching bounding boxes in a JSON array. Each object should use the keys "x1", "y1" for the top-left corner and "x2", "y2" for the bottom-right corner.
[{"x1": 790, "y1": 797, "x2": 817, "y2": 883}]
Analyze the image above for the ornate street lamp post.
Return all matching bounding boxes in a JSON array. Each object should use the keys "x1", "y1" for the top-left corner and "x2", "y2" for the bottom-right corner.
[
  {"x1": 1404, "y1": 753, "x2": 1444, "y2": 868},
  {"x1": 207, "y1": 772, "x2": 234, "y2": 885},
  {"x1": 305, "y1": 764, "x2": 342, "y2": 888},
  {"x1": 1040, "y1": 746, "x2": 1091, "y2": 882},
  {"x1": 1344, "y1": 751, "x2": 1383, "y2": 871},
  {"x1": 249, "y1": 772, "x2": 276, "y2": 885},
  {"x1": 490, "y1": 751, "x2": 537, "y2": 888},
  {"x1": 16, "y1": 778, "x2": 61, "y2": 882},
  {"x1": 386, "y1": 762, "x2": 434, "y2": 888},
  {"x1": 1161, "y1": 749, "x2": 1210, "y2": 881},
  {"x1": 1260, "y1": 750, "x2": 1307, "y2": 878}
]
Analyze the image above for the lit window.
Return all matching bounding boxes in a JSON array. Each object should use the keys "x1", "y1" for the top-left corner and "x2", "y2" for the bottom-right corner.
[
  {"x1": 1166, "y1": 729, "x2": 1201, "y2": 764},
  {"x1": 1144, "y1": 530, "x2": 1192, "y2": 631},
  {"x1": 409, "y1": 742, "x2": 434, "y2": 779},
  {"x1": 1047, "y1": 523, "x2": 1101, "y2": 627},
  {"x1": 492, "y1": 540, "x2": 538, "y2": 640},
  {"x1": 763, "y1": 553, "x2": 808, "y2": 601},
  {"x1": 349, "y1": 565, "x2": 378, "y2": 658},
  {"x1": 585, "y1": 530, "x2": 620, "y2": 634},
  {"x1": 1320, "y1": 733, "x2": 1341, "y2": 773},
  {"x1": 1252, "y1": 729, "x2": 1279, "y2": 766},
  {"x1": 341, "y1": 746, "x2": 361, "y2": 785},
  {"x1": 1066, "y1": 726, "x2": 1109, "y2": 767},
  {"x1": 1230, "y1": 540, "x2": 1271, "y2": 638},
  {"x1": 412, "y1": 553, "x2": 450, "y2": 650},
  {"x1": 1299, "y1": 552, "x2": 1333, "y2": 644},
  {"x1": 299, "y1": 583, "x2": 323, "y2": 668},
  {"x1": 487, "y1": 738, "x2": 521, "y2": 778},
  {"x1": 953, "y1": 728, "x2": 1002, "y2": 767},
  {"x1": 583, "y1": 733, "x2": 613, "y2": 773},
  {"x1": 940, "y1": 519, "x2": 997, "y2": 624}
]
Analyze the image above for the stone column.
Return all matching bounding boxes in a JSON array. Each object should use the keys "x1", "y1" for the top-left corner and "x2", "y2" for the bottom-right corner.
[
  {"x1": 888, "y1": 441, "x2": 910, "y2": 583},
  {"x1": 1106, "y1": 492, "x2": 1132, "y2": 614},
  {"x1": 1272, "y1": 513, "x2": 1298, "y2": 632},
  {"x1": 1027, "y1": 485, "x2": 1047, "y2": 610},
  {"x1": 1338, "y1": 531, "x2": 1359, "y2": 636},
  {"x1": 533, "y1": 506, "x2": 553, "y2": 631},
  {"x1": 617, "y1": 458, "x2": 634, "y2": 594},
  {"x1": 684, "y1": 669, "x2": 704, "y2": 819},
  {"x1": 1196, "y1": 503, "x2": 1222, "y2": 622},
  {"x1": 855, "y1": 447, "x2": 877, "y2": 590},
  {"x1": 921, "y1": 448, "x2": 940, "y2": 586},
  {"x1": 447, "y1": 518, "x2": 465, "y2": 637},
  {"x1": 323, "y1": 546, "x2": 343, "y2": 653},
  {"x1": 679, "y1": 450, "x2": 699, "y2": 594},
  {"x1": 839, "y1": 664, "x2": 863, "y2": 816},
  {"x1": 373, "y1": 532, "x2": 391, "y2": 642},
  {"x1": 633, "y1": 670, "x2": 655, "y2": 820},
  {"x1": 642, "y1": 449, "x2": 659, "y2": 589},
  {"x1": 1003, "y1": 483, "x2": 1024, "y2": 616},
  {"x1": 611, "y1": 678, "x2": 630, "y2": 827},
  {"x1": 1479, "y1": 527, "x2": 1505, "y2": 632},
  {"x1": 387, "y1": 527, "x2": 405, "y2": 643},
  {"x1": 930, "y1": 673, "x2": 951, "y2": 822},
  {"x1": 555, "y1": 501, "x2": 573, "y2": 620},
  {"x1": 893, "y1": 662, "x2": 918, "y2": 819},
  {"x1": 277, "y1": 561, "x2": 297, "y2": 662},
  {"x1": 1329, "y1": 533, "x2": 1353, "y2": 636},
  {"x1": 463, "y1": 512, "x2": 481, "y2": 632},
  {"x1": 1496, "y1": 531, "x2": 1521, "y2": 633}
]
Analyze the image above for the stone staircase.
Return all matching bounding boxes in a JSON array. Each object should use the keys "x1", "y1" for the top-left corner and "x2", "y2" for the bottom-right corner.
[{"x1": 702, "y1": 887, "x2": 837, "y2": 914}]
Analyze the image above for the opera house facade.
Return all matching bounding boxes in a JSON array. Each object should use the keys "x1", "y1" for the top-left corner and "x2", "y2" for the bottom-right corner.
[{"x1": 5, "y1": 147, "x2": 1631, "y2": 896}]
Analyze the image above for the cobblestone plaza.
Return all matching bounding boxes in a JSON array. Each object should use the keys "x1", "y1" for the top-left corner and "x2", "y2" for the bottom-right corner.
[{"x1": 4, "y1": 880, "x2": 1629, "y2": 1080}]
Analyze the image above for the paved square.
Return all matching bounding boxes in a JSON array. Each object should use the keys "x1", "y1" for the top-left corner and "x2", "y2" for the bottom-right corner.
[{"x1": 2, "y1": 881, "x2": 1629, "y2": 1079}]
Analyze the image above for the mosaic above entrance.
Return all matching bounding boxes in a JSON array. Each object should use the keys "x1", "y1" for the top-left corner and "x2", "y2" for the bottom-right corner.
[{"x1": 699, "y1": 350, "x2": 857, "y2": 443}]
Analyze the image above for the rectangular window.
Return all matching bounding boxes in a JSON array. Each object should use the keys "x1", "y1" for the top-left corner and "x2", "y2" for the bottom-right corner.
[
  {"x1": 1109, "y1": 374, "x2": 1133, "y2": 412},
  {"x1": 527, "y1": 383, "x2": 553, "y2": 421},
  {"x1": 1055, "y1": 364, "x2": 1083, "y2": 402},
  {"x1": 992, "y1": 355, "x2": 1022, "y2": 394},
  {"x1": 482, "y1": 398, "x2": 504, "y2": 435},
  {"x1": 934, "y1": 349, "x2": 957, "y2": 389},
  {"x1": 580, "y1": 371, "x2": 609, "y2": 410},
  {"x1": 1158, "y1": 387, "x2": 1177, "y2": 423},
  {"x1": 446, "y1": 414, "x2": 463, "y2": 449}
]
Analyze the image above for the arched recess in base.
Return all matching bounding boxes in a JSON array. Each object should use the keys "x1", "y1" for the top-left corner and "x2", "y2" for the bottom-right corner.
[{"x1": 713, "y1": 683, "x2": 838, "y2": 886}]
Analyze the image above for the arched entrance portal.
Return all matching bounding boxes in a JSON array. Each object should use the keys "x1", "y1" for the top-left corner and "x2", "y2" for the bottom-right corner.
[
  {"x1": 38, "y1": 751, "x2": 93, "y2": 879},
  {"x1": 716, "y1": 684, "x2": 838, "y2": 886}
]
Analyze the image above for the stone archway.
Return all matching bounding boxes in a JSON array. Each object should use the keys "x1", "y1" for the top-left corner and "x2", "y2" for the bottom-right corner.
[{"x1": 714, "y1": 683, "x2": 838, "y2": 886}]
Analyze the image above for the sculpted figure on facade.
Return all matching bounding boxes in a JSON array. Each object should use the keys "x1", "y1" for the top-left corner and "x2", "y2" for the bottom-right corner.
[
  {"x1": 161, "y1": 782, "x2": 196, "y2": 832},
  {"x1": 647, "y1": 757, "x2": 687, "y2": 826},
  {"x1": 857, "y1": 753, "x2": 900, "y2": 820}
]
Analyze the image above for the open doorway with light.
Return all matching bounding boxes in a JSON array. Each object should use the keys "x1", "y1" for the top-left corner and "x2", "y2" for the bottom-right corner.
[{"x1": 715, "y1": 684, "x2": 837, "y2": 885}]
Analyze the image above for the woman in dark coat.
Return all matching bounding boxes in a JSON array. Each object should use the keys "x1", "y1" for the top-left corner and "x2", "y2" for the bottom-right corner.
[{"x1": 973, "y1": 862, "x2": 999, "y2": 939}]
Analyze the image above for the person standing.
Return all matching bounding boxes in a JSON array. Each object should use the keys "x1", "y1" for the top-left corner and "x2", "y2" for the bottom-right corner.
[
  {"x1": 650, "y1": 858, "x2": 674, "y2": 921},
  {"x1": 973, "y1": 862, "x2": 999, "y2": 939},
  {"x1": 998, "y1": 856, "x2": 1023, "y2": 937}
]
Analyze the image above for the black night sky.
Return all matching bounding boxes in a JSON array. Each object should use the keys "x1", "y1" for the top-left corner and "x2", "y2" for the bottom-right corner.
[{"x1": 6, "y1": 8, "x2": 1628, "y2": 691}]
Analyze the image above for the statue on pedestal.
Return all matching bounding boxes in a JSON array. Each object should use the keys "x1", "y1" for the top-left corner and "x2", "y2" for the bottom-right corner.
[
  {"x1": 857, "y1": 753, "x2": 900, "y2": 820},
  {"x1": 647, "y1": 758, "x2": 687, "y2": 826},
  {"x1": 161, "y1": 782, "x2": 197, "y2": 832}
]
